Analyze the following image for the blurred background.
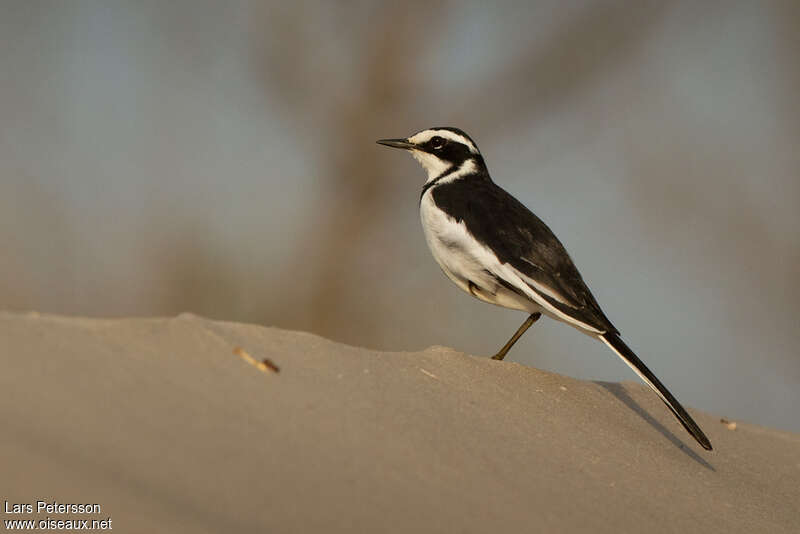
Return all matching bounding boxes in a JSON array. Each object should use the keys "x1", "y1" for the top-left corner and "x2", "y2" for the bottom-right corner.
[{"x1": 1, "y1": 1, "x2": 797, "y2": 432}]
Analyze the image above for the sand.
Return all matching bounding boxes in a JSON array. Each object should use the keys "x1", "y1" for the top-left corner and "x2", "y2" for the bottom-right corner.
[{"x1": 1, "y1": 312, "x2": 798, "y2": 533}]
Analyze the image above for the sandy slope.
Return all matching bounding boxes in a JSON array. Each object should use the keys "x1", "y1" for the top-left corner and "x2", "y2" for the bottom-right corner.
[{"x1": 1, "y1": 312, "x2": 798, "y2": 533}]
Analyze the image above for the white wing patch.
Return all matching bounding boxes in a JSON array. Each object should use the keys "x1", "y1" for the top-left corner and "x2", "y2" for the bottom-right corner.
[
  {"x1": 513, "y1": 269, "x2": 571, "y2": 306},
  {"x1": 493, "y1": 260, "x2": 603, "y2": 334}
]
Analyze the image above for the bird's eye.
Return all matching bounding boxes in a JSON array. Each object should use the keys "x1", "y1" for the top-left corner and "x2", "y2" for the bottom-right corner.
[{"x1": 430, "y1": 136, "x2": 445, "y2": 150}]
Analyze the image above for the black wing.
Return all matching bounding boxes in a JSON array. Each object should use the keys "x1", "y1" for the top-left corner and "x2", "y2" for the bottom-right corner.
[{"x1": 432, "y1": 177, "x2": 617, "y2": 334}]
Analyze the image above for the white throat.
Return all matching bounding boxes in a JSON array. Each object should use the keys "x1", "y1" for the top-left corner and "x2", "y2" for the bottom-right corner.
[{"x1": 411, "y1": 150, "x2": 452, "y2": 182}]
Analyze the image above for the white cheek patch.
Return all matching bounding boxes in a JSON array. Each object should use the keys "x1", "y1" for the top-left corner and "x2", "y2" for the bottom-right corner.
[
  {"x1": 437, "y1": 159, "x2": 476, "y2": 185},
  {"x1": 413, "y1": 153, "x2": 477, "y2": 185}
]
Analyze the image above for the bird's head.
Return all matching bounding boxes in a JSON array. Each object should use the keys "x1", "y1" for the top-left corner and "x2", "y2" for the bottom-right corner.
[{"x1": 377, "y1": 127, "x2": 484, "y2": 182}]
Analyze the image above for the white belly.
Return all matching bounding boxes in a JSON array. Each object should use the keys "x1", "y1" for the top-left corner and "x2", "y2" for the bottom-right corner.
[{"x1": 419, "y1": 190, "x2": 540, "y2": 313}]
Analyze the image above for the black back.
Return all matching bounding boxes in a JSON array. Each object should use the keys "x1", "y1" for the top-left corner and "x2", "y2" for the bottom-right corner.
[{"x1": 431, "y1": 173, "x2": 617, "y2": 334}]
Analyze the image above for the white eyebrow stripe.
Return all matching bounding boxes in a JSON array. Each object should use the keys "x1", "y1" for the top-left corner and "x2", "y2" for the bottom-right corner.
[{"x1": 408, "y1": 129, "x2": 479, "y2": 154}]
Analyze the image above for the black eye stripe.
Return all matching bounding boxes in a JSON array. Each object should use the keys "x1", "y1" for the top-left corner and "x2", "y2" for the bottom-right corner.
[{"x1": 430, "y1": 136, "x2": 445, "y2": 149}]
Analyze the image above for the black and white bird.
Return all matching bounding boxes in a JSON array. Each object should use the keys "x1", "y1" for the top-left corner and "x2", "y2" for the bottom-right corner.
[{"x1": 377, "y1": 127, "x2": 712, "y2": 451}]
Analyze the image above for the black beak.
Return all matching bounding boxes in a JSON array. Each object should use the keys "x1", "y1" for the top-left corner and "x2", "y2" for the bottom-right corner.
[{"x1": 376, "y1": 138, "x2": 416, "y2": 150}]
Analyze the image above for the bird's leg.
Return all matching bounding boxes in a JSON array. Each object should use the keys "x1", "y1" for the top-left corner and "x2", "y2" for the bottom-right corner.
[{"x1": 491, "y1": 312, "x2": 542, "y2": 361}]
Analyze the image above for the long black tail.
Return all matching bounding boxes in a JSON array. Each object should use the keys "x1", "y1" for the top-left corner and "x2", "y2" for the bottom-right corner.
[{"x1": 600, "y1": 332, "x2": 712, "y2": 451}]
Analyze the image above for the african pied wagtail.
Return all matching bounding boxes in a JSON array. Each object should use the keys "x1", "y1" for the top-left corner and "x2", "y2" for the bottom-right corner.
[{"x1": 378, "y1": 127, "x2": 712, "y2": 451}]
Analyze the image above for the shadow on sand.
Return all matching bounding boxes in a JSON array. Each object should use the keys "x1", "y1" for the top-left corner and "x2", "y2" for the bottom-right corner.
[{"x1": 595, "y1": 381, "x2": 715, "y2": 471}]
